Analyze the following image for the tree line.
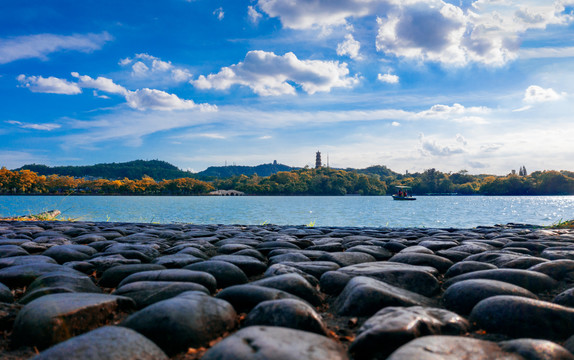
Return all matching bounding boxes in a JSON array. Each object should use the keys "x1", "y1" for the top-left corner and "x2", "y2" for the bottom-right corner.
[{"x1": 1, "y1": 166, "x2": 573, "y2": 196}]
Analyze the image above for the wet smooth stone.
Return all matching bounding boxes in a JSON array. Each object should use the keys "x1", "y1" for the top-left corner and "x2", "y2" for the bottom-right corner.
[
  {"x1": 113, "y1": 281, "x2": 209, "y2": 308},
  {"x1": 387, "y1": 335, "x2": 521, "y2": 360},
  {"x1": 464, "y1": 251, "x2": 525, "y2": 267},
  {"x1": 499, "y1": 339, "x2": 574, "y2": 360},
  {"x1": 251, "y1": 273, "x2": 322, "y2": 306},
  {"x1": 87, "y1": 255, "x2": 141, "y2": 274},
  {"x1": 335, "y1": 276, "x2": 436, "y2": 317},
  {"x1": 320, "y1": 270, "x2": 353, "y2": 295},
  {"x1": 256, "y1": 241, "x2": 301, "y2": 254},
  {"x1": 122, "y1": 291, "x2": 236, "y2": 356},
  {"x1": 175, "y1": 246, "x2": 209, "y2": 259},
  {"x1": 389, "y1": 253, "x2": 453, "y2": 273},
  {"x1": 418, "y1": 240, "x2": 459, "y2": 251},
  {"x1": 500, "y1": 256, "x2": 549, "y2": 269},
  {"x1": 553, "y1": 287, "x2": 574, "y2": 307},
  {"x1": 470, "y1": 295, "x2": 574, "y2": 340},
  {"x1": 0, "y1": 255, "x2": 57, "y2": 269},
  {"x1": 43, "y1": 245, "x2": 97, "y2": 264},
  {"x1": 334, "y1": 262, "x2": 440, "y2": 297},
  {"x1": 71, "y1": 234, "x2": 107, "y2": 244},
  {"x1": 317, "y1": 252, "x2": 376, "y2": 267},
  {"x1": 442, "y1": 279, "x2": 537, "y2": 315},
  {"x1": 435, "y1": 250, "x2": 470, "y2": 263},
  {"x1": 443, "y1": 269, "x2": 558, "y2": 294},
  {"x1": 268, "y1": 249, "x2": 326, "y2": 260},
  {"x1": 307, "y1": 243, "x2": 345, "y2": 252},
  {"x1": 0, "y1": 263, "x2": 82, "y2": 288},
  {"x1": 529, "y1": 259, "x2": 574, "y2": 280},
  {"x1": 269, "y1": 253, "x2": 311, "y2": 265},
  {"x1": 278, "y1": 261, "x2": 340, "y2": 279},
  {"x1": 118, "y1": 269, "x2": 217, "y2": 293},
  {"x1": 244, "y1": 298, "x2": 328, "y2": 335},
  {"x1": 98, "y1": 264, "x2": 167, "y2": 288},
  {"x1": 216, "y1": 284, "x2": 303, "y2": 313},
  {"x1": 234, "y1": 249, "x2": 267, "y2": 262},
  {"x1": 399, "y1": 245, "x2": 435, "y2": 254},
  {"x1": 444, "y1": 261, "x2": 498, "y2": 278},
  {"x1": 345, "y1": 245, "x2": 392, "y2": 260},
  {"x1": 32, "y1": 326, "x2": 168, "y2": 360},
  {"x1": 217, "y1": 244, "x2": 253, "y2": 254},
  {"x1": 202, "y1": 326, "x2": 348, "y2": 360},
  {"x1": 151, "y1": 253, "x2": 203, "y2": 268},
  {"x1": 185, "y1": 260, "x2": 248, "y2": 288},
  {"x1": 12, "y1": 293, "x2": 136, "y2": 349},
  {"x1": 0, "y1": 245, "x2": 29, "y2": 258},
  {"x1": 105, "y1": 243, "x2": 161, "y2": 258},
  {"x1": 265, "y1": 264, "x2": 320, "y2": 287},
  {"x1": 350, "y1": 306, "x2": 470, "y2": 359},
  {"x1": 542, "y1": 249, "x2": 574, "y2": 260},
  {"x1": 20, "y1": 271, "x2": 102, "y2": 304},
  {"x1": 210, "y1": 254, "x2": 268, "y2": 276},
  {"x1": 0, "y1": 282, "x2": 13, "y2": 303}
]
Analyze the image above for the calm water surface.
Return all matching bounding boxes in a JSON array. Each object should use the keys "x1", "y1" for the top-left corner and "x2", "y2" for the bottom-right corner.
[{"x1": 0, "y1": 195, "x2": 573, "y2": 228}]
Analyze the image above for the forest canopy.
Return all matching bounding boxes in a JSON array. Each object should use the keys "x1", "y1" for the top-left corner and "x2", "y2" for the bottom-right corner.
[{"x1": 1, "y1": 164, "x2": 574, "y2": 196}]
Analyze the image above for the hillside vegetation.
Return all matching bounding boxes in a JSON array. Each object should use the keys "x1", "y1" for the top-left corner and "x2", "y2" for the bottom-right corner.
[{"x1": 4, "y1": 160, "x2": 574, "y2": 196}]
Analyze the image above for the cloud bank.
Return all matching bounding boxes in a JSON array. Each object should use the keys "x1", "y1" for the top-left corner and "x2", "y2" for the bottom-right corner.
[
  {"x1": 0, "y1": 32, "x2": 111, "y2": 64},
  {"x1": 193, "y1": 50, "x2": 358, "y2": 96}
]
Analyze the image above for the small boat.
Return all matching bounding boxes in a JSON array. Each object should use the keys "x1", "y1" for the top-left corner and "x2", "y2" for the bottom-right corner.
[{"x1": 392, "y1": 186, "x2": 416, "y2": 200}]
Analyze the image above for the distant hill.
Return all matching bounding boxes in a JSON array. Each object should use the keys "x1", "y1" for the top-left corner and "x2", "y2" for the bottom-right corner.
[
  {"x1": 195, "y1": 162, "x2": 294, "y2": 179},
  {"x1": 16, "y1": 160, "x2": 194, "y2": 181},
  {"x1": 352, "y1": 165, "x2": 401, "y2": 179},
  {"x1": 14, "y1": 159, "x2": 401, "y2": 181}
]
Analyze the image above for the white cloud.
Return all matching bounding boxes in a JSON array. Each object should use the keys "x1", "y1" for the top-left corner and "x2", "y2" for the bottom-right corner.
[
  {"x1": 259, "y1": 135, "x2": 273, "y2": 140},
  {"x1": 519, "y1": 46, "x2": 574, "y2": 60},
  {"x1": 193, "y1": 50, "x2": 358, "y2": 96},
  {"x1": 377, "y1": 72, "x2": 399, "y2": 84},
  {"x1": 523, "y1": 85, "x2": 564, "y2": 103},
  {"x1": 257, "y1": 0, "x2": 379, "y2": 29},
  {"x1": 418, "y1": 103, "x2": 490, "y2": 118},
  {"x1": 71, "y1": 72, "x2": 128, "y2": 95},
  {"x1": 248, "y1": 6, "x2": 263, "y2": 24},
  {"x1": 391, "y1": 121, "x2": 400, "y2": 126},
  {"x1": 214, "y1": 7, "x2": 224, "y2": 21},
  {"x1": 125, "y1": 88, "x2": 217, "y2": 111},
  {"x1": 337, "y1": 34, "x2": 362, "y2": 59},
  {"x1": 259, "y1": 0, "x2": 574, "y2": 66},
  {"x1": 419, "y1": 133, "x2": 466, "y2": 156},
  {"x1": 131, "y1": 61, "x2": 150, "y2": 76},
  {"x1": 6, "y1": 120, "x2": 60, "y2": 131},
  {"x1": 0, "y1": 32, "x2": 111, "y2": 64},
  {"x1": 120, "y1": 53, "x2": 193, "y2": 82},
  {"x1": 20, "y1": 71, "x2": 215, "y2": 112},
  {"x1": 17, "y1": 74, "x2": 81, "y2": 95}
]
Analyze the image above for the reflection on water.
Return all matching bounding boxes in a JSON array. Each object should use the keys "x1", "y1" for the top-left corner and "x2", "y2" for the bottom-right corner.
[{"x1": 0, "y1": 195, "x2": 573, "y2": 228}]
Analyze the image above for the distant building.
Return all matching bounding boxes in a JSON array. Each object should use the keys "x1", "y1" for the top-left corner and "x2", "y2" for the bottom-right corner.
[
  {"x1": 316, "y1": 151, "x2": 322, "y2": 169},
  {"x1": 209, "y1": 190, "x2": 245, "y2": 196}
]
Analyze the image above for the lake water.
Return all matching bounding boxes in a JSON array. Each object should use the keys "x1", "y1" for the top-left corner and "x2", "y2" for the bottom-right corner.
[{"x1": 1, "y1": 195, "x2": 573, "y2": 228}]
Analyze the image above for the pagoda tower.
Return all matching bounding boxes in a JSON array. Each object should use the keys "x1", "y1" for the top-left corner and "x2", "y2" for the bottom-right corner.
[{"x1": 315, "y1": 151, "x2": 322, "y2": 169}]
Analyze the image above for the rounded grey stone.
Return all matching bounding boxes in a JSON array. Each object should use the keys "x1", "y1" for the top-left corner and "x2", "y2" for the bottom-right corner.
[
  {"x1": 202, "y1": 326, "x2": 348, "y2": 360},
  {"x1": 32, "y1": 326, "x2": 168, "y2": 360}
]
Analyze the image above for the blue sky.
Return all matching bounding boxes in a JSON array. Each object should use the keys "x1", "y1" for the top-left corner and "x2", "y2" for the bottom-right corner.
[{"x1": 1, "y1": 0, "x2": 574, "y2": 175}]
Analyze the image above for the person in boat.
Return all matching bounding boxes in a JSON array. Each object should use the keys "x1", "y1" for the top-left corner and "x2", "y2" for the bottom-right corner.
[{"x1": 398, "y1": 190, "x2": 403, "y2": 197}]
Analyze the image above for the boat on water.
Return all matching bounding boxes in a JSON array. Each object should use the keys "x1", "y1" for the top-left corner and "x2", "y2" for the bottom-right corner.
[{"x1": 392, "y1": 186, "x2": 416, "y2": 201}]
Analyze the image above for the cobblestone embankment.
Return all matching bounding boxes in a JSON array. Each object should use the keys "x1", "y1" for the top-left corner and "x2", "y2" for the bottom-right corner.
[{"x1": 1, "y1": 221, "x2": 574, "y2": 359}]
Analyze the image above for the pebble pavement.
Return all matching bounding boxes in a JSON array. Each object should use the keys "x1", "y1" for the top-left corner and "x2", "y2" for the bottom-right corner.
[{"x1": 1, "y1": 220, "x2": 574, "y2": 359}]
